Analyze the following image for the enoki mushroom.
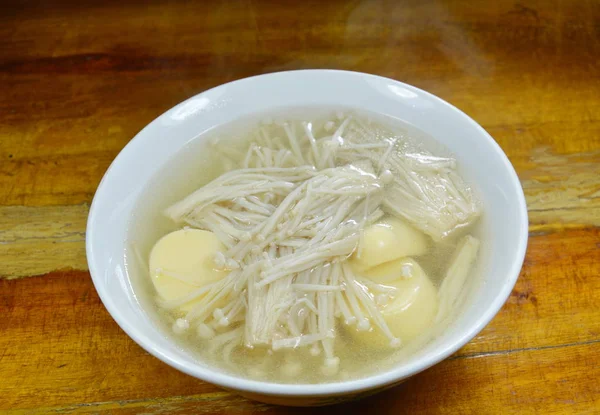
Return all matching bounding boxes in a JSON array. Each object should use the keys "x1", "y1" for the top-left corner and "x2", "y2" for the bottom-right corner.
[{"x1": 156, "y1": 114, "x2": 481, "y2": 377}]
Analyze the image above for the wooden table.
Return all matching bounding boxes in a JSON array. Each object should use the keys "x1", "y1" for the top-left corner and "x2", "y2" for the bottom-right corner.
[{"x1": 1, "y1": 0, "x2": 599, "y2": 413}]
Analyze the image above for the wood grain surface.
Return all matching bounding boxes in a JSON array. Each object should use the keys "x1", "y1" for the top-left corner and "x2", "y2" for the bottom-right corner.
[{"x1": 1, "y1": 0, "x2": 599, "y2": 413}]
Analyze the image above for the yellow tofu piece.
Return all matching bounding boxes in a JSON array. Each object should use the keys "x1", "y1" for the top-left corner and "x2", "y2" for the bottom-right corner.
[
  {"x1": 149, "y1": 229, "x2": 227, "y2": 311},
  {"x1": 352, "y1": 217, "x2": 429, "y2": 270}
]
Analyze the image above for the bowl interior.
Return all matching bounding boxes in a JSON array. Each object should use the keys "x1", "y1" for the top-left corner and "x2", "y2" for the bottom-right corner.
[{"x1": 86, "y1": 70, "x2": 528, "y2": 397}]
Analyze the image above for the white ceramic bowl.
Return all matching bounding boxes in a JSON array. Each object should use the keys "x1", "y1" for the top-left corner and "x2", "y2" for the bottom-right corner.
[{"x1": 86, "y1": 70, "x2": 528, "y2": 406}]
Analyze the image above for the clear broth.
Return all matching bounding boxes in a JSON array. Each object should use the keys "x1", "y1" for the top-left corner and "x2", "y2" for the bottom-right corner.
[{"x1": 127, "y1": 107, "x2": 486, "y2": 383}]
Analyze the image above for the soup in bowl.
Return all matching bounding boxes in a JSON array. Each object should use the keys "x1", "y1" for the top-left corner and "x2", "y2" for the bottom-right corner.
[{"x1": 86, "y1": 70, "x2": 528, "y2": 406}]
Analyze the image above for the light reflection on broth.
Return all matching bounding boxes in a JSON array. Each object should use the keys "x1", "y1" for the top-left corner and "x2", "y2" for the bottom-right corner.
[{"x1": 127, "y1": 108, "x2": 485, "y2": 383}]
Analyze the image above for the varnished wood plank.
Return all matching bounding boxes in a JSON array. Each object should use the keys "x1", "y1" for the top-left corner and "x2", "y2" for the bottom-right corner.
[
  {"x1": 519, "y1": 150, "x2": 600, "y2": 231},
  {"x1": 461, "y1": 227, "x2": 600, "y2": 354},
  {"x1": 1, "y1": 0, "x2": 599, "y2": 412},
  {"x1": 1, "y1": 1, "x2": 599, "y2": 206},
  {"x1": 1, "y1": 88, "x2": 598, "y2": 206},
  {"x1": 2, "y1": 342, "x2": 598, "y2": 414},
  {"x1": 1, "y1": 228, "x2": 598, "y2": 410},
  {"x1": 2, "y1": 116, "x2": 599, "y2": 208},
  {"x1": 1, "y1": 148, "x2": 597, "y2": 278},
  {"x1": 2, "y1": 0, "x2": 599, "y2": 65},
  {"x1": 358, "y1": 342, "x2": 600, "y2": 415},
  {"x1": 0, "y1": 270, "x2": 218, "y2": 409},
  {"x1": 0, "y1": 205, "x2": 87, "y2": 278}
]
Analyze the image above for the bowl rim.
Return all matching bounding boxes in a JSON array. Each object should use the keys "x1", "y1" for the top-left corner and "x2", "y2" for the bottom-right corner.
[{"x1": 87, "y1": 69, "x2": 528, "y2": 397}]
